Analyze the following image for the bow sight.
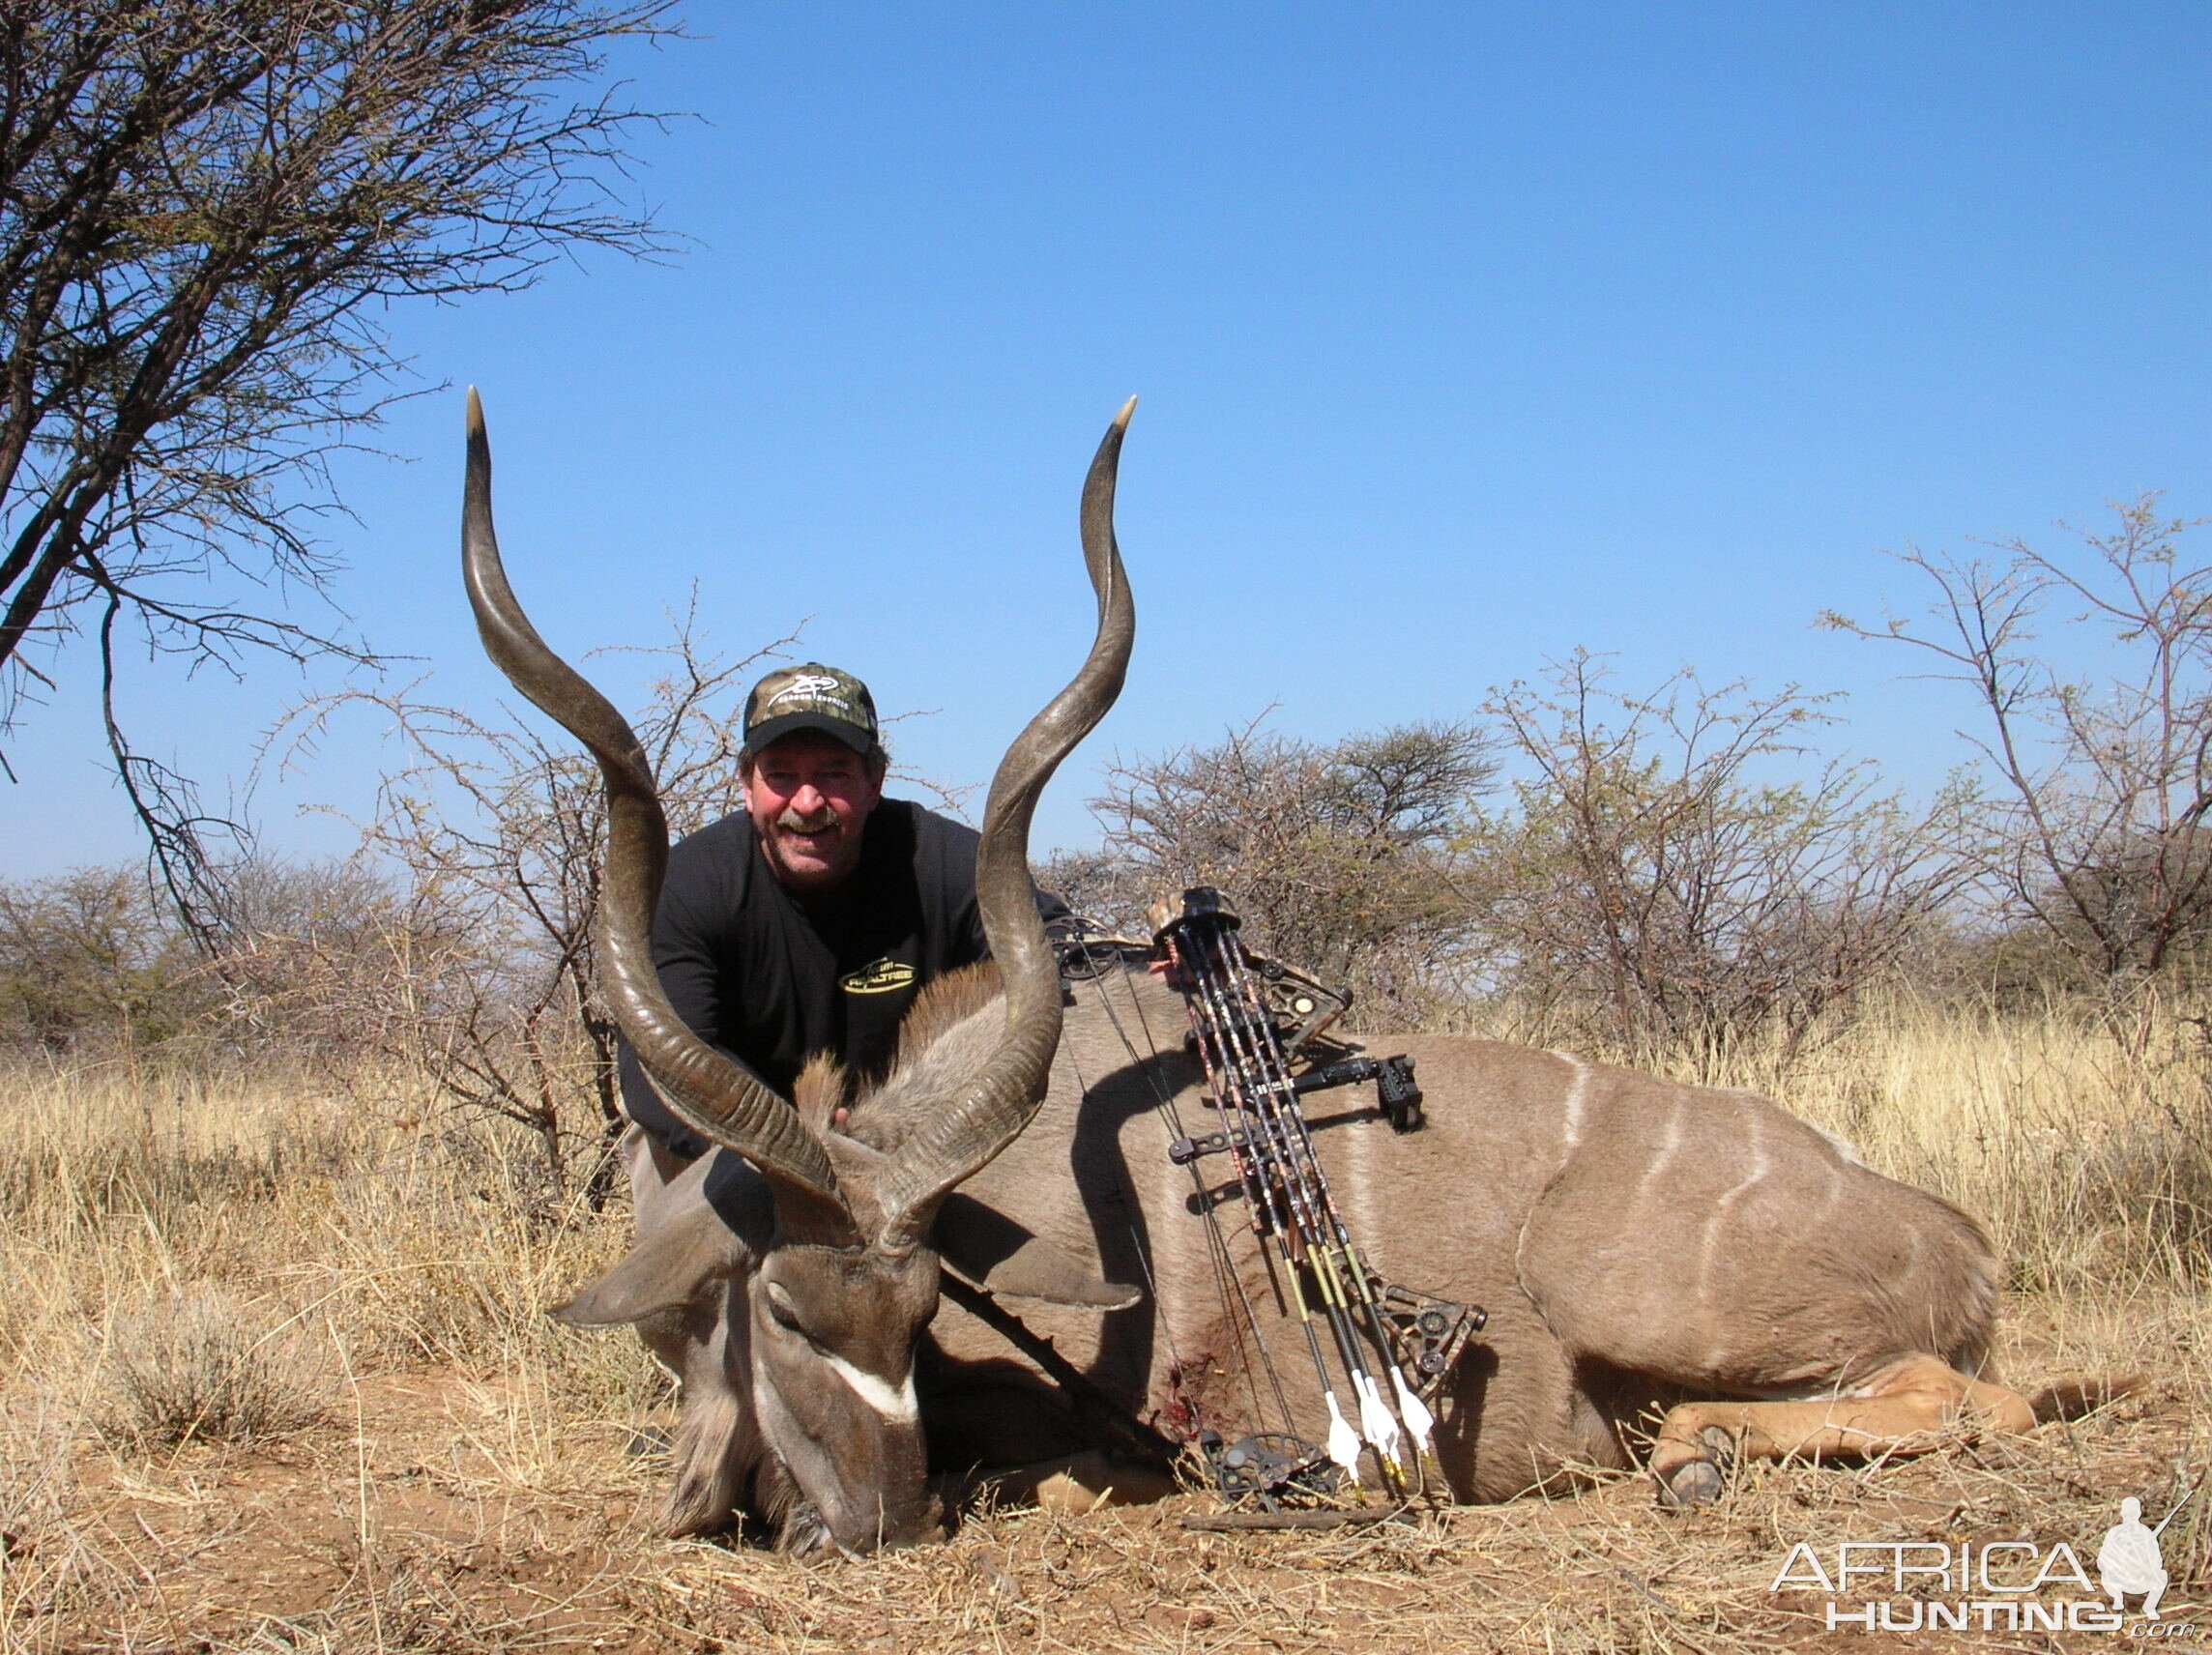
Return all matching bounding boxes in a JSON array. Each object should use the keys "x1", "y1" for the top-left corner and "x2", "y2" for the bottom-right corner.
[{"x1": 1148, "y1": 886, "x2": 1484, "y2": 1509}]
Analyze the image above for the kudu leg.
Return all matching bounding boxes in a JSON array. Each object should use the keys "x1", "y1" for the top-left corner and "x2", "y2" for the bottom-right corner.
[
  {"x1": 1648, "y1": 1353, "x2": 2038, "y2": 1507},
  {"x1": 952, "y1": 1450, "x2": 1180, "y2": 1518}
]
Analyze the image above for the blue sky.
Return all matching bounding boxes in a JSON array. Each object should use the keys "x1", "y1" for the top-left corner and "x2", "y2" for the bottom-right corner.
[{"x1": 7, "y1": 3, "x2": 2209, "y2": 877}]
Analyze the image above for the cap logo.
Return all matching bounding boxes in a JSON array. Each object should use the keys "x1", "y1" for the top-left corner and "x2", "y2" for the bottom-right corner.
[{"x1": 766, "y1": 672, "x2": 847, "y2": 710}]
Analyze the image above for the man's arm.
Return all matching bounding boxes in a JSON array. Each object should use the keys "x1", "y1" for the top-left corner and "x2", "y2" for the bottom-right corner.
[
  {"x1": 617, "y1": 1042, "x2": 713, "y2": 1161},
  {"x1": 955, "y1": 876, "x2": 1073, "y2": 959},
  {"x1": 1034, "y1": 883, "x2": 1074, "y2": 935},
  {"x1": 617, "y1": 832, "x2": 746, "y2": 1162}
]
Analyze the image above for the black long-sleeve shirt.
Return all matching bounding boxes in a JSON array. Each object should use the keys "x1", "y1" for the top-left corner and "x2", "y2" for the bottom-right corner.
[{"x1": 618, "y1": 797, "x2": 1068, "y2": 1159}]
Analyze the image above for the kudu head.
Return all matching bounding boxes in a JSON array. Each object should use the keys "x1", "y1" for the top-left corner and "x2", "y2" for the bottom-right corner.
[{"x1": 461, "y1": 394, "x2": 1136, "y2": 1553}]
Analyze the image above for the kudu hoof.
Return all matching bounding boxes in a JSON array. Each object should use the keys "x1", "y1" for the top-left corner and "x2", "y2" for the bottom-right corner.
[{"x1": 1652, "y1": 1427, "x2": 1736, "y2": 1510}]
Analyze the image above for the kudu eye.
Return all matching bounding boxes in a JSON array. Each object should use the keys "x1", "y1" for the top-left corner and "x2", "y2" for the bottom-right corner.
[
  {"x1": 765, "y1": 1282, "x2": 807, "y2": 1339},
  {"x1": 765, "y1": 1283, "x2": 800, "y2": 1336}
]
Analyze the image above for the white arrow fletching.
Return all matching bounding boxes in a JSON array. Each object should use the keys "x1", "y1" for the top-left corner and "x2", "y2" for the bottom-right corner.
[
  {"x1": 1353, "y1": 1369, "x2": 1401, "y2": 1465},
  {"x1": 1391, "y1": 1369, "x2": 1436, "y2": 1456},
  {"x1": 1324, "y1": 1391, "x2": 1362, "y2": 1482}
]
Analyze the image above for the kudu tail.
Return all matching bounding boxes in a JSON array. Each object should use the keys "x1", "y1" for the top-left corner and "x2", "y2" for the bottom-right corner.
[{"x1": 2027, "y1": 1373, "x2": 2145, "y2": 1424}]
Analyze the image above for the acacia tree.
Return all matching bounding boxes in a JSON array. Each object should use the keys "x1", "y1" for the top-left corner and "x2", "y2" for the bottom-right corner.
[
  {"x1": 0, "y1": 0, "x2": 676, "y2": 936},
  {"x1": 1823, "y1": 497, "x2": 2212, "y2": 997},
  {"x1": 189, "y1": 851, "x2": 426, "y2": 1063},
  {"x1": 1057, "y1": 718, "x2": 1492, "y2": 1021},
  {"x1": 1470, "y1": 653, "x2": 1968, "y2": 1071},
  {"x1": 0, "y1": 862, "x2": 203, "y2": 1053},
  {"x1": 0, "y1": 851, "x2": 426, "y2": 1063},
  {"x1": 280, "y1": 609, "x2": 792, "y2": 1198}
]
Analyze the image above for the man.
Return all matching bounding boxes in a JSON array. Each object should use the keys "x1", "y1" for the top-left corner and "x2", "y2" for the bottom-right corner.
[{"x1": 619, "y1": 662, "x2": 1068, "y2": 1176}]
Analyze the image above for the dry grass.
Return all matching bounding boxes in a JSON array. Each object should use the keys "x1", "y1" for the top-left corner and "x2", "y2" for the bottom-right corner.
[
  {"x1": 1703, "y1": 991, "x2": 2212, "y2": 1293},
  {"x1": 1, "y1": 1008, "x2": 2206, "y2": 1652},
  {"x1": 102, "y1": 1284, "x2": 330, "y2": 1445}
]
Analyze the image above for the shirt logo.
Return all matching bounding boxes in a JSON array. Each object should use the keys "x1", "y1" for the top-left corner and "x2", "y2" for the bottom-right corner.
[{"x1": 840, "y1": 958, "x2": 917, "y2": 996}]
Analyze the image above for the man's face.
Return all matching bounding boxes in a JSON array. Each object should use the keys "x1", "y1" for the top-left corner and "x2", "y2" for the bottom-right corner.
[{"x1": 742, "y1": 730, "x2": 884, "y2": 894}]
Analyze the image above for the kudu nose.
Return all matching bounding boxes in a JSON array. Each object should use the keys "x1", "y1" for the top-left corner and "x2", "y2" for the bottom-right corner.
[{"x1": 883, "y1": 1487, "x2": 947, "y2": 1553}]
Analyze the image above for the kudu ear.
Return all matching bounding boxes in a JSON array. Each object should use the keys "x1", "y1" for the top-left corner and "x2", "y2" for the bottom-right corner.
[
  {"x1": 551, "y1": 1201, "x2": 750, "y2": 1327},
  {"x1": 932, "y1": 1192, "x2": 1143, "y2": 1312}
]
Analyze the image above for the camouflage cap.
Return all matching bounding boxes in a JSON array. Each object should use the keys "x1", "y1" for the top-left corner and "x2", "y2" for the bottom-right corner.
[{"x1": 742, "y1": 663, "x2": 880, "y2": 756}]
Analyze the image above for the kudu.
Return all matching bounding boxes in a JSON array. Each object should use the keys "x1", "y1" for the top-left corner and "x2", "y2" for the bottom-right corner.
[{"x1": 463, "y1": 395, "x2": 2107, "y2": 1555}]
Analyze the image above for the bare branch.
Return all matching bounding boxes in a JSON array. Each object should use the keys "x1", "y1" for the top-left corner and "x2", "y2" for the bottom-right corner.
[
  {"x1": 1828, "y1": 496, "x2": 2212, "y2": 993},
  {"x1": 1468, "y1": 653, "x2": 1967, "y2": 1072},
  {"x1": 272, "y1": 610, "x2": 789, "y2": 1196},
  {"x1": 0, "y1": 0, "x2": 683, "y2": 893}
]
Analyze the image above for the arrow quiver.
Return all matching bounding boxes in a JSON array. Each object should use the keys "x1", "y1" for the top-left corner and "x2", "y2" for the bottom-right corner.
[{"x1": 1149, "y1": 886, "x2": 1484, "y2": 1508}]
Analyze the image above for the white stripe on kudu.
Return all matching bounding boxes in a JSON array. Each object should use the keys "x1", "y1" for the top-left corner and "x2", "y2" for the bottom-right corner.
[
  {"x1": 1634, "y1": 1097, "x2": 1685, "y2": 1204},
  {"x1": 1555, "y1": 1056, "x2": 1591, "y2": 1152},
  {"x1": 825, "y1": 1353, "x2": 918, "y2": 1423},
  {"x1": 1697, "y1": 1105, "x2": 1769, "y2": 1302}
]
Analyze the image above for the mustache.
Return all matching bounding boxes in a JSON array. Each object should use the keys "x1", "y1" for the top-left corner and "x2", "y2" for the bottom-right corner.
[{"x1": 776, "y1": 805, "x2": 839, "y2": 833}]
